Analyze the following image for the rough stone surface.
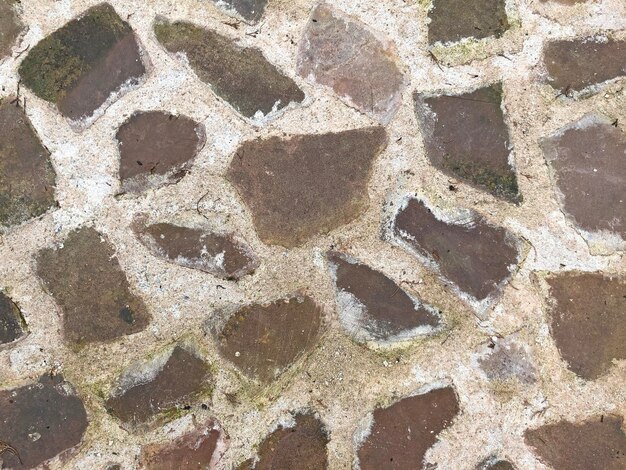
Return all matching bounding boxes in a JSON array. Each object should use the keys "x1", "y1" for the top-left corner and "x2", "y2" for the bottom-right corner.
[
  {"x1": 0, "y1": 0, "x2": 24, "y2": 59},
  {"x1": 0, "y1": 291, "x2": 26, "y2": 345},
  {"x1": 476, "y1": 458, "x2": 516, "y2": 470},
  {"x1": 211, "y1": 0, "x2": 267, "y2": 23},
  {"x1": 478, "y1": 336, "x2": 536, "y2": 385}
]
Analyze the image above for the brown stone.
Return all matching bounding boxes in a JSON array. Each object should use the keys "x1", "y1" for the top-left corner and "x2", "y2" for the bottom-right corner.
[
  {"x1": 211, "y1": 0, "x2": 267, "y2": 23},
  {"x1": 296, "y1": 4, "x2": 405, "y2": 124},
  {"x1": 327, "y1": 251, "x2": 440, "y2": 342},
  {"x1": 356, "y1": 387, "x2": 460, "y2": 469},
  {"x1": 478, "y1": 336, "x2": 536, "y2": 384},
  {"x1": 0, "y1": 0, "x2": 24, "y2": 59},
  {"x1": 0, "y1": 374, "x2": 88, "y2": 469},
  {"x1": 415, "y1": 84, "x2": 520, "y2": 202},
  {"x1": 545, "y1": 272, "x2": 626, "y2": 380},
  {"x1": 0, "y1": 292, "x2": 26, "y2": 345},
  {"x1": 525, "y1": 415, "x2": 626, "y2": 470},
  {"x1": 476, "y1": 458, "x2": 515, "y2": 470},
  {"x1": 227, "y1": 127, "x2": 387, "y2": 247},
  {"x1": 116, "y1": 111, "x2": 205, "y2": 193},
  {"x1": 541, "y1": 114, "x2": 625, "y2": 239},
  {"x1": 36, "y1": 226, "x2": 151, "y2": 346},
  {"x1": 0, "y1": 99, "x2": 56, "y2": 227},
  {"x1": 217, "y1": 296, "x2": 323, "y2": 383},
  {"x1": 393, "y1": 198, "x2": 520, "y2": 301},
  {"x1": 106, "y1": 346, "x2": 211, "y2": 426},
  {"x1": 154, "y1": 19, "x2": 304, "y2": 119}
]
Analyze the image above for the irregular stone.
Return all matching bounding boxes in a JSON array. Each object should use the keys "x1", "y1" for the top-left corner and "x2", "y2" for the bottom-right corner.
[
  {"x1": 478, "y1": 336, "x2": 536, "y2": 384},
  {"x1": 327, "y1": 251, "x2": 440, "y2": 343},
  {"x1": 217, "y1": 296, "x2": 323, "y2": 383},
  {"x1": 0, "y1": 99, "x2": 56, "y2": 227},
  {"x1": 106, "y1": 346, "x2": 211, "y2": 426},
  {"x1": 525, "y1": 415, "x2": 626, "y2": 470},
  {"x1": 545, "y1": 272, "x2": 626, "y2": 380},
  {"x1": 227, "y1": 127, "x2": 387, "y2": 247},
  {"x1": 18, "y1": 3, "x2": 146, "y2": 122},
  {"x1": 116, "y1": 111, "x2": 205, "y2": 193},
  {"x1": 154, "y1": 19, "x2": 304, "y2": 119},
  {"x1": 136, "y1": 222, "x2": 258, "y2": 280},
  {"x1": 414, "y1": 84, "x2": 520, "y2": 202},
  {"x1": 296, "y1": 4, "x2": 405, "y2": 124},
  {"x1": 541, "y1": 114, "x2": 625, "y2": 239},
  {"x1": 393, "y1": 198, "x2": 520, "y2": 301},
  {"x1": 428, "y1": 0, "x2": 509, "y2": 45},
  {"x1": 356, "y1": 387, "x2": 459, "y2": 469},
  {"x1": 476, "y1": 458, "x2": 515, "y2": 470},
  {"x1": 0, "y1": 0, "x2": 24, "y2": 59},
  {"x1": 543, "y1": 38, "x2": 626, "y2": 93},
  {"x1": 211, "y1": 0, "x2": 267, "y2": 23},
  {"x1": 0, "y1": 291, "x2": 26, "y2": 345},
  {"x1": 0, "y1": 374, "x2": 88, "y2": 469},
  {"x1": 36, "y1": 226, "x2": 151, "y2": 346}
]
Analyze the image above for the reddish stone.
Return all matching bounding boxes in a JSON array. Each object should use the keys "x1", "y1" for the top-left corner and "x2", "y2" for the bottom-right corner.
[
  {"x1": 428, "y1": 0, "x2": 509, "y2": 44},
  {"x1": 0, "y1": 0, "x2": 24, "y2": 59},
  {"x1": 0, "y1": 292, "x2": 26, "y2": 345}
]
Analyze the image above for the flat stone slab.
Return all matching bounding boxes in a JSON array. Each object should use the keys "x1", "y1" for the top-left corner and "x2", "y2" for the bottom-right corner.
[
  {"x1": 36, "y1": 226, "x2": 151, "y2": 346},
  {"x1": 0, "y1": 99, "x2": 56, "y2": 227},
  {"x1": 210, "y1": 0, "x2": 267, "y2": 23},
  {"x1": 19, "y1": 3, "x2": 146, "y2": 122},
  {"x1": 545, "y1": 272, "x2": 626, "y2": 380},
  {"x1": 0, "y1": 0, "x2": 24, "y2": 59},
  {"x1": 296, "y1": 4, "x2": 405, "y2": 124},
  {"x1": 217, "y1": 296, "x2": 323, "y2": 383},
  {"x1": 525, "y1": 415, "x2": 626, "y2": 470},
  {"x1": 227, "y1": 127, "x2": 387, "y2": 247},
  {"x1": 541, "y1": 114, "x2": 625, "y2": 240},
  {"x1": 393, "y1": 198, "x2": 520, "y2": 301},
  {"x1": 0, "y1": 291, "x2": 26, "y2": 345},
  {"x1": 415, "y1": 84, "x2": 520, "y2": 203},
  {"x1": 356, "y1": 387, "x2": 459, "y2": 469},
  {"x1": 116, "y1": 111, "x2": 205, "y2": 193},
  {"x1": 0, "y1": 374, "x2": 88, "y2": 469},
  {"x1": 327, "y1": 251, "x2": 440, "y2": 343},
  {"x1": 154, "y1": 19, "x2": 304, "y2": 120}
]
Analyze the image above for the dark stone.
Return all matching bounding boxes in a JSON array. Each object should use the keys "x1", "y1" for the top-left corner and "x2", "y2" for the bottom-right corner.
[
  {"x1": 211, "y1": 0, "x2": 268, "y2": 23},
  {"x1": 154, "y1": 19, "x2": 304, "y2": 119},
  {"x1": 226, "y1": 127, "x2": 387, "y2": 247},
  {"x1": 0, "y1": 292, "x2": 26, "y2": 345},
  {"x1": 428, "y1": 0, "x2": 509, "y2": 44},
  {"x1": 0, "y1": 0, "x2": 24, "y2": 59},
  {"x1": 476, "y1": 458, "x2": 515, "y2": 470},
  {"x1": 356, "y1": 387, "x2": 460, "y2": 469},
  {"x1": 415, "y1": 84, "x2": 520, "y2": 203},
  {"x1": 0, "y1": 374, "x2": 88, "y2": 469},
  {"x1": 393, "y1": 198, "x2": 520, "y2": 301},
  {"x1": 525, "y1": 415, "x2": 626, "y2": 470},
  {"x1": 36, "y1": 226, "x2": 151, "y2": 346}
]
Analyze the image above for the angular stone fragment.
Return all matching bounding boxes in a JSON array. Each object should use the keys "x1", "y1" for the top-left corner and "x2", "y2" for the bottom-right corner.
[
  {"x1": 18, "y1": 3, "x2": 146, "y2": 122},
  {"x1": 545, "y1": 272, "x2": 626, "y2": 380},
  {"x1": 327, "y1": 252, "x2": 440, "y2": 343},
  {"x1": 356, "y1": 387, "x2": 459, "y2": 469},
  {"x1": 211, "y1": 0, "x2": 267, "y2": 23},
  {"x1": 394, "y1": 198, "x2": 520, "y2": 301},
  {"x1": 36, "y1": 226, "x2": 150, "y2": 346},
  {"x1": 0, "y1": 0, "x2": 24, "y2": 59},
  {"x1": 227, "y1": 127, "x2": 387, "y2": 247},
  {"x1": 0, "y1": 99, "x2": 56, "y2": 227},
  {"x1": 0, "y1": 292, "x2": 26, "y2": 345},
  {"x1": 136, "y1": 222, "x2": 258, "y2": 280},
  {"x1": 154, "y1": 19, "x2": 304, "y2": 119},
  {"x1": 478, "y1": 336, "x2": 536, "y2": 384},
  {"x1": 428, "y1": 0, "x2": 509, "y2": 45},
  {"x1": 476, "y1": 458, "x2": 515, "y2": 470},
  {"x1": 116, "y1": 111, "x2": 205, "y2": 193},
  {"x1": 543, "y1": 38, "x2": 626, "y2": 93},
  {"x1": 541, "y1": 115, "x2": 625, "y2": 240},
  {"x1": 415, "y1": 84, "x2": 520, "y2": 202},
  {"x1": 525, "y1": 415, "x2": 626, "y2": 470},
  {"x1": 106, "y1": 346, "x2": 211, "y2": 426},
  {"x1": 217, "y1": 296, "x2": 323, "y2": 383},
  {"x1": 0, "y1": 374, "x2": 88, "y2": 469},
  {"x1": 296, "y1": 4, "x2": 405, "y2": 124}
]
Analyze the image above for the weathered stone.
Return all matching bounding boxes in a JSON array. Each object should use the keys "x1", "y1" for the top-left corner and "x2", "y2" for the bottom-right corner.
[
  {"x1": 0, "y1": 291, "x2": 26, "y2": 345},
  {"x1": 478, "y1": 336, "x2": 536, "y2": 384},
  {"x1": 116, "y1": 111, "x2": 205, "y2": 193},
  {"x1": 36, "y1": 226, "x2": 151, "y2": 346},
  {"x1": 525, "y1": 415, "x2": 626, "y2": 470},
  {"x1": 136, "y1": 222, "x2": 258, "y2": 280},
  {"x1": 394, "y1": 198, "x2": 520, "y2": 301},
  {"x1": 327, "y1": 251, "x2": 440, "y2": 342},
  {"x1": 18, "y1": 3, "x2": 146, "y2": 122},
  {"x1": 428, "y1": 0, "x2": 509, "y2": 45},
  {"x1": 154, "y1": 19, "x2": 304, "y2": 119},
  {"x1": 211, "y1": 0, "x2": 267, "y2": 23},
  {"x1": 476, "y1": 458, "x2": 515, "y2": 470},
  {"x1": 415, "y1": 84, "x2": 520, "y2": 203},
  {"x1": 541, "y1": 0, "x2": 587, "y2": 3},
  {"x1": 356, "y1": 387, "x2": 459, "y2": 469},
  {"x1": 0, "y1": 99, "x2": 56, "y2": 227},
  {"x1": 217, "y1": 296, "x2": 323, "y2": 383},
  {"x1": 545, "y1": 272, "x2": 626, "y2": 380},
  {"x1": 0, "y1": 374, "x2": 88, "y2": 469},
  {"x1": 296, "y1": 4, "x2": 405, "y2": 124},
  {"x1": 541, "y1": 115, "x2": 625, "y2": 239},
  {"x1": 543, "y1": 38, "x2": 626, "y2": 93},
  {"x1": 0, "y1": 0, "x2": 24, "y2": 59},
  {"x1": 106, "y1": 346, "x2": 211, "y2": 426},
  {"x1": 227, "y1": 127, "x2": 387, "y2": 247}
]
